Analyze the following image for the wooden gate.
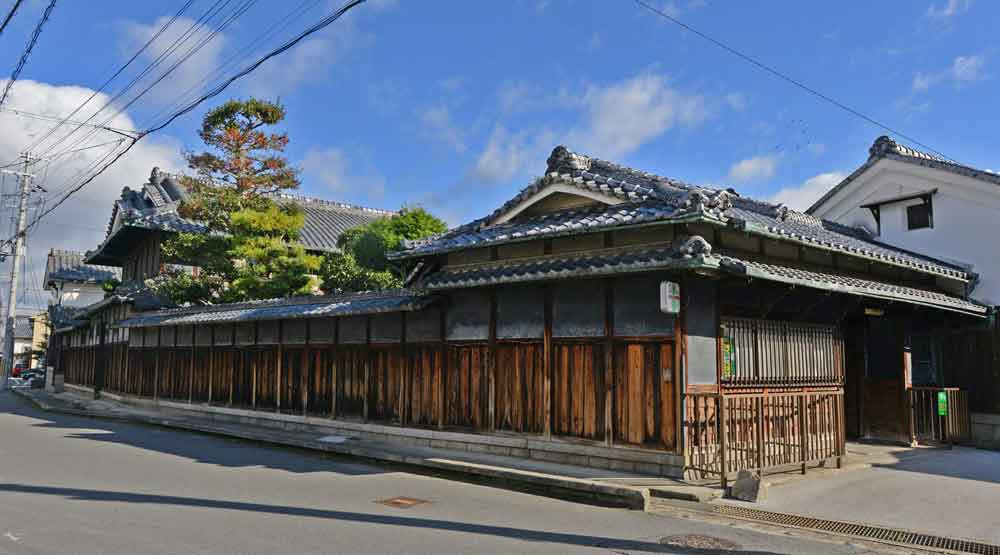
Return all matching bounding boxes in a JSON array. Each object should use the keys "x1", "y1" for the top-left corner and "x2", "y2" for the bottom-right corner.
[{"x1": 908, "y1": 387, "x2": 971, "y2": 444}]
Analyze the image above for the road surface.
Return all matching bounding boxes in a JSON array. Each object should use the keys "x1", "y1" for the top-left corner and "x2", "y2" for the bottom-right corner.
[{"x1": 0, "y1": 391, "x2": 878, "y2": 554}]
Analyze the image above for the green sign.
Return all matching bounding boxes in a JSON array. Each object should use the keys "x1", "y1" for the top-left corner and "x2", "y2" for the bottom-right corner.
[
  {"x1": 937, "y1": 391, "x2": 948, "y2": 416},
  {"x1": 722, "y1": 337, "x2": 736, "y2": 379}
]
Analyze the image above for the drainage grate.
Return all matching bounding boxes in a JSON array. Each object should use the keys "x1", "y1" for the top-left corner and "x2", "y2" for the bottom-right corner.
[
  {"x1": 660, "y1": 534, "x2": 741, "y2": 551},
  {"x1": 374, "y1": 496, "x2": 430, "y2": 509},
  {"x1": 713, "y1": 505, "x2": 1000, "y2": 555}
]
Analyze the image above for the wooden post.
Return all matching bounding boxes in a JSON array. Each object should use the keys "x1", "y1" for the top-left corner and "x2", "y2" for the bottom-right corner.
[
  {"x1": 302, "y1": 321, "x2": 310, "y2": 417},
  {"x1": 188, "y1": 335, "x2": 195, "y2": 404},
  {"x1": 488, "y1": 289, "x2": 497, "y2": 433},
  {"x1": 798, "y1": 393, "x2": 807, "y2": 475},
  {"x1": 719, "y1": 394, "x2": 728, "y2": 490},
  {"x1": 400, "y1": 312, "x2": 408, "y2": 427},
  {"x1": 251, "y1": 322, "x2": 258, "y2": 410},
  {"x1": 153, "y1": 328, "x2": 160, "y2": 401},
  {"x1": 331, "y1": 319, "x2": 339, "y2": 418},
  {"x1": 543, "y1": 284, "x2": 553, "y2": 440},
  {"x1": 756, "y1": 395, "x2": 765, "y2": 471},
  {"x1": 363, "y1": 316, "x2": 371, "y2": 421},
  {"x1": 276, "y1": 321, "x2": 283, "y2": 413},
  {"x1": 603, "y1": 277, "x2": 614, "y2": 447},
  {"x1": 438, "y1": 306, "x2": 447, "y2": 430},
  {"x1": 229, "y1": 325, "x2": 235, "y2": 407},
  {"x1": 207, "y1": 326, "x2": 214, "y2": 405}
]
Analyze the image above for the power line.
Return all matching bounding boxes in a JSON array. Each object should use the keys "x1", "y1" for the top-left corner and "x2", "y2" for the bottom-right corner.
[
  {"x1": 0, "y1": 0, "x2": 57, "y2": 109},
  {"x1": 0, "y1": 0, "x2": 24, "y2": 36},
  {"x1": 632, "y1": 0, "x2": 958, "y2": 164},
  {"x1": 1, "y1": 0, "x2": 368, "y2": 252},
  {"x1": 19, "y1": 0, "x2": 192, "y2": 154}
]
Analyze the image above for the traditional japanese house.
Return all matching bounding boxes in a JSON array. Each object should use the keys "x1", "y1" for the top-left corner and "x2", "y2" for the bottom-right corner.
[{"x1": 52, "y1": 147, "x2": 989, "y2": 482}]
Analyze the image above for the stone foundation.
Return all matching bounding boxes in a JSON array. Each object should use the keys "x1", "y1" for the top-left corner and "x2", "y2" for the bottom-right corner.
[{"x1": 972, "y1": 413, "x2": 1000, "y2": 450}]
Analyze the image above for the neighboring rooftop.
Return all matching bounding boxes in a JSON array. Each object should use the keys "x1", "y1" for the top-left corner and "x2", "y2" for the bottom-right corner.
[
  {"x1": 397, "y1": 145, "x2": 973, "y2": 282},
  {"x1": 806, "y1": 136, "x2": 1000, "y2": 214},
  {"x1": 86, "y1": 169, "x2": 394, "y2": 265},
  {"x1": 44, "y1": 249, "x2": 121, "y2": 287}
]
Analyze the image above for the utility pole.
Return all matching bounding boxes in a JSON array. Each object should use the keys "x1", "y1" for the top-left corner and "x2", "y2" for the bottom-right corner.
[{"x1": 0, "y1": 152, "x2": 36, "y2": 390}]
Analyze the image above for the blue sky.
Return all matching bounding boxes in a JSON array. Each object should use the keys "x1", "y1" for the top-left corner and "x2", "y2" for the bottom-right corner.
[{"x1": 0, "y1": 0, "x2": 995, "y2": 309}]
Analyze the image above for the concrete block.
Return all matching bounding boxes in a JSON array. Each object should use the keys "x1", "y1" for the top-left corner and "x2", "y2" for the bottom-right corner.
[{"x1": 729, "y1": 469, "x2": 768, "y2": 503}]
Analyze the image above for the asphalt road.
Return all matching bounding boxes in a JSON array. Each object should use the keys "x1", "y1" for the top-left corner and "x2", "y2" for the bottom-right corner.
[{"x1": 0, "y1": 391, "x2": 875, "y2": 555}]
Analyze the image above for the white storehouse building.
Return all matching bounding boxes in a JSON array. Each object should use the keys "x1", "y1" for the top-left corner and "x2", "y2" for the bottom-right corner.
[{"x1": 808, "y1": 136, "x2": 1000, "y2": 305}]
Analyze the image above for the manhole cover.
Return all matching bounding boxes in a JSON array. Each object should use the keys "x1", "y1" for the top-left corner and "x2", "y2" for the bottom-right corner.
[
  {"x1": 375, "y1": 496, "x2": 430, "y2": 509},
  {"x1": 659, "y1": 534, "x2": 741, "y2": 551}
]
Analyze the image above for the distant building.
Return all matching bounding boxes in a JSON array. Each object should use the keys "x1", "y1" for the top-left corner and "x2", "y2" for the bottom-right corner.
[
  {"x1": 43, "y1": 249, "x2": 120, "y2": 308},
  {"x1": 808, "y1": 136, "x2": 999, "y2": 305}
]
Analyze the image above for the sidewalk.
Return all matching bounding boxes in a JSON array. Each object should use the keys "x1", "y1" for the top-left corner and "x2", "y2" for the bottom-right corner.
[{"x1": 11, "y1": 387, "x2": 719, "y2": 509}]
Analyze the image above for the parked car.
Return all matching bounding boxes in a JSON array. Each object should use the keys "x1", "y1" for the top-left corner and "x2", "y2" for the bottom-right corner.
[{"x1": 11, "y1": 364, "x2": 25, "y2": 378}]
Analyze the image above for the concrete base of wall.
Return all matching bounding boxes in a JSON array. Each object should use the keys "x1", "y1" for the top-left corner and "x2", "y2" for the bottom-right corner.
[
  {"x1": 972, "y1": 413, "x2": 1000, "y2": 450},
  {"x1": 80, "y1": 387, "x2": 685, "y2": 478}
]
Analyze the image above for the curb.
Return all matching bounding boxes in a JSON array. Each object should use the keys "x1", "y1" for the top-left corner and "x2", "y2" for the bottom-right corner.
[{"x1": 11, "y1": 388, "x2": 657, "y2": 509}]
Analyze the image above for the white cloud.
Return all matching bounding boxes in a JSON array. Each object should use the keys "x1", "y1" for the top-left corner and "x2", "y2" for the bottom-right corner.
[
  {"x1": 727, "y1": 155, "x2": 778, "y2": 183},
  {"x1": 926, "y1": 0, "x2": 971, "y2": 18},
  {"x1": 911, "y1": 54, "x2": 987, "y2": 92},
  {"x1": 724, "y1": 92, "x2": 747, "y2": 111},
  {"x1": 952, "y1": 54, "x2": 986, "y2": 83},
  {"x1": 418, "y1": 105, "x2": 466, "y2": 152},
  {"x1": 300, "y1": 146, "x2": 386, "y2": 199},
  {"x1": 0, "y1": 79, "x2": 181, "y2": 311},
  {"x1": 770, "y1": 171, "x2": 847, "y2": 211},
  {"x1": 468, "y1": 125, "x2": 529, "y2": 185},
  {"x1": 121, "y1": 16, "x2": 228, "y2": 104},
  {"x1": 567, "y1": 73, "x2": 708, "y2": 159}
]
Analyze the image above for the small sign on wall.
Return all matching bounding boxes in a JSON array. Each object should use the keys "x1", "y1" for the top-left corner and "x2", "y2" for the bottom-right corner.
[{"x1": 660, "y1": 281, "x2": 681, "y2": 314}]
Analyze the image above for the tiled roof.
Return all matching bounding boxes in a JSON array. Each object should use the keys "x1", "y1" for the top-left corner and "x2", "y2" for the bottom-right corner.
[
  {"x1": 415, "y1": 232, "x2": 986, "y2": 316},
  {"x1": 44, "y1": 249, "x2": 120, "y2": 285},
  {"x1": 421, "y1": 239, "x2": 710, "y2": 290},
  {"x1": 717, "y1": 253, "x2": 987, "y2": 316},
  {"x1": 275, "y1": 194, "x2": 394, "y2": 252},
  {"x1": 403, "y1": 200, "x2": 691, "y2": 257},
  {"x1": 86, "y1": 170, "x2": 393, "y2": 265},
  {"x1": 396, "y1": 146, "x2": 972, "y2": 282},
  {"x1": 115, "y1": 289, "x2": 434, "y2": 328},
  {"x1": 807, "y1": 135, "x2": 1000, "y2": 214}
]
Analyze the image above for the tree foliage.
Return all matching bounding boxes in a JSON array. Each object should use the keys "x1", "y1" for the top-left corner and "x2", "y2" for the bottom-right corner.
[
  {"x1": 337, "y1": 206, "x2": 447, "y2": 271},
  {"x1": 321, "y1": 206, "x2": 447, "y2": 293},
  {"x1": 156, "y1": 98, "x2": 320, "y2": 305}
]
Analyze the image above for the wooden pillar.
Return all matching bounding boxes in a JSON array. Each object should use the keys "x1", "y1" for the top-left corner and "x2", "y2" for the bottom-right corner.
[
  {"x1": 207, "y1": 326, "x2": 215, "y2": 405},
  {"x1": 488, "y1": 289, "x2": 497, "y2": 433},
  {"x1": 229, "y1": 324, "x2": 235, "y2": 407},
  {"x1": 399, "y1": 312, "x2": 408, "y2": 427},
  {"x1": 603, "y1": 277, "x2": 614, "y2": 447},
  {"x1": 188, "y1": 339, "x2": 195, "y2": 404},
  {"x1": 153, "y1": 327, "x2": 161, "y2": 401},
  {"x1": 331, "y1": 318, "x2": 339, "y2": 418},
  {"x1": 543, "y1": 284, "x2": 553, "y2": 440},
  {"x1": 276, "y1": 322, "x2": 283, "y2": 413},
  {"x1": 251, "y1": 322, "x2": 258, "y2": 410},
  {"x1": 363, "y1": 316, "x2": 371, "y2": 421},
  {"x1": 302, "y1": 321, "x2": 310, "y2": 417},
  {"x1": 438, "y1": 305, "x2": 447, "y2": 429}
]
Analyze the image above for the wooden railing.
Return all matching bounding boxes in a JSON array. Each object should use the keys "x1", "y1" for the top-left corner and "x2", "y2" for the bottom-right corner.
[
  {"x1": 685, "y1": 390, "x2": 845, "y2": 486},
  {"x1": 908, "y1": 387, "x2": 971, "y2": 444}
]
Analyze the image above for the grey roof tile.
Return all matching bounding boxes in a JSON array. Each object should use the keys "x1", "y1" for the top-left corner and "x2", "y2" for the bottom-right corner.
[
  {"x1": 397, "y1": 146, "x2": 972, "y2": 282},
  {"x1": 421, "y1": 240, "x2": 709, "y2": 290},
  {"x1": 116, "y1": 289, "x2": 433, "y2": 328},
  {"x1": 44, "y1": 249, "x2": 120, "y2": 285},
  {"x1": 717, "y1": 253, "x2": 987, "y2": 316}
]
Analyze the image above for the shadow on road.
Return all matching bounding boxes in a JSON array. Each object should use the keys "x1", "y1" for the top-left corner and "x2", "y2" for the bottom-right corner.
[
  {"x1": 0, "y1": 483, "x2": 789, "y2": 554},
  {"x1": 1, "y1": 392, "x2": 381, "y2": 476}
]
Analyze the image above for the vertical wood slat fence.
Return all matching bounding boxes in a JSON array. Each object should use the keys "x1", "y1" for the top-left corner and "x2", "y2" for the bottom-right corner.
[
  {"x1": 908, "y1": 387, "x2": 971, "y2": 444},
  {"x1": 721, "y1": 318, "x2": 844, "y2": 386},
  {"x1": 685, "y1": 390, "x2": 845, "y2": 486}
]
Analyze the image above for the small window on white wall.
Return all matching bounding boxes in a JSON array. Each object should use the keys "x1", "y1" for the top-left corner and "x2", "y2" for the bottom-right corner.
[{"x1": 906, "y1": 201, "x2": 932, "y2": 230}]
